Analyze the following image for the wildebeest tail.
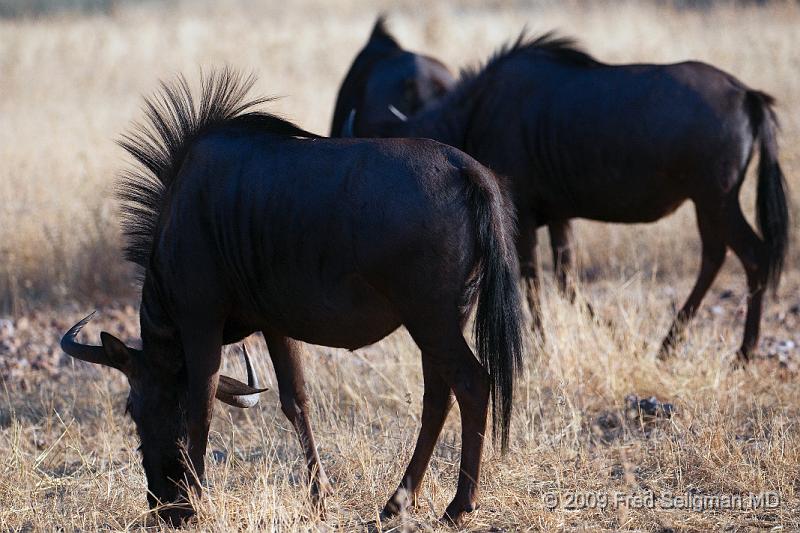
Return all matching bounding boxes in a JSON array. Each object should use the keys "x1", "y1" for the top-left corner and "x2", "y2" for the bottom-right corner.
[
  {"x1": 746, "y1": 90, "x2": 790, "y2": 292},
  {"x1": 464, "y1": 167, "x2": 525, "y2": 453}
]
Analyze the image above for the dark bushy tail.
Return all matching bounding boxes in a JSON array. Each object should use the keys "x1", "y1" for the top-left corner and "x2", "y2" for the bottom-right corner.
[
  {"x1": 465, "y1": 168, "x2": 525, "y2": 453},
  {"x1": 746, "y1": 90, "x2": 790, "y2": 292}
]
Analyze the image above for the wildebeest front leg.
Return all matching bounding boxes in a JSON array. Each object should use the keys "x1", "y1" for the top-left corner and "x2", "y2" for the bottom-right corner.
[
  {"x1": 382, "y1": 356, "x2": 453, "y2": 518},
  {"x1": 263, "y1": 331, "x2": 331, "y2": 502},
  {"x1": 169, "y1": 326, "x2": 223, "y2": 525}
]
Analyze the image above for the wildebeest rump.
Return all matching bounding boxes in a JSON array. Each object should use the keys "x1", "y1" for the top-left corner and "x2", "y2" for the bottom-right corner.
[
  {"x1": 351, "y1": 32, "x2": 790, "y2": 361},
  {"x1": 60, "y1": 69, "x2": 524, "y2": 525},
  {"x1": 330, "y1": 15, "x2": 455, "y2": 137}
]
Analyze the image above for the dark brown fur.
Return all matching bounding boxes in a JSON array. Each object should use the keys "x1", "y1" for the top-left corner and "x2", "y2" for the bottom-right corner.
[{"x1": 61, "y1": 69, "x2": 524, "y2": 526}]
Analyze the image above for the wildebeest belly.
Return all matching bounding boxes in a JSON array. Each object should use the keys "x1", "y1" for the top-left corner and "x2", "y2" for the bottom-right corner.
[
  {"x1": 561, "y1": 175, "x2": 689, "y2": 223},
  {"x1": 249, "y1": 272, "x2": 402, "y2": 350}
]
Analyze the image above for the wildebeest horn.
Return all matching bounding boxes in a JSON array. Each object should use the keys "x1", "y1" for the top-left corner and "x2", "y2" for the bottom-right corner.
[
  {"x1": 342, "y1": 109, "x2": 356, "y2": 137},
  {"x1": 388, "y1": 104, "x2": 408, "y2": 122},
  {"x1": 215, "y1": 345, "x2": 268, "y2": 408},
  {"x1": 61, "y1": 312, "x2": 129, "y2": 371}
]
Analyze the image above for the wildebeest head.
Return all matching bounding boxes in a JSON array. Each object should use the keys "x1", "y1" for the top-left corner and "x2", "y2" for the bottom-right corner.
[
  {"x1": 330, "y1": 15, "x2": 455, "y2": 137},
  {"x1": 60, "y1": 311, "x2": 266, "y2": 522}
]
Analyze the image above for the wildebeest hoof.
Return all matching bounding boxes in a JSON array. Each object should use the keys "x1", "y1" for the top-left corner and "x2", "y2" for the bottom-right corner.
[
  {"x1": 441, "y1": 500, "x2": 478, "y2": 526},
  {"x1": 378, "y1": 508, "x2": 397, "y2": 522},
  {"x1": 157, "y1": 505, "x2": 195, "y2": 528},
  {"x1": 311, "y1": 479, "x2": 333, "y2": 500},
  {"x1": 656, "y1": 338, "x2": 678, "y2": 360},
  {"x1": 379, "y1": 500, "x2": 404, "y2": 520},
  {"x1": 734, "y1": 348, "x2": 752, "y2": 367},
  {"x1": 380, "y1": 488, "x2": 414, "y2": 520}
]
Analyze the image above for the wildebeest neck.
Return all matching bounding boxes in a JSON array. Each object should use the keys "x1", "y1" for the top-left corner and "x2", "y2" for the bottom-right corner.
[
  {"x1": 138, "y1": 274, "x2": 183, "y2": 372},
  {"x1": 375, "y1": 94, "x2": 469, "y2": 150}
]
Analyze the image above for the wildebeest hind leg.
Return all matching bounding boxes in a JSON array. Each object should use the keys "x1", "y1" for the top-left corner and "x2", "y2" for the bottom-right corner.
[
  {"x1": 382, "y1": 357, "x2": 453, "y2": 519},
  {"x1": 724, "y1": 204, "x2": 768, "y2": 361},
  {"x1": 263, "y1": 331, "x2": 331, "y2": 503},
  {"x1": 659, "y1": 208, "x2": 726, "y2": 358},
  {"x1": 516, "y1": 223, "x2": 542, "y2": 338},
  {"x1": 405, "y1": 320, "x2": 489, "y2": 525}
]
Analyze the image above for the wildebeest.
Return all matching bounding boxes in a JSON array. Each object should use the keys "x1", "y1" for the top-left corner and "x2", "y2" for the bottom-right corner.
[
  {"x1": 349, "y1": 32, "x2": 790, "y2": 361},
  {"x1": 60, "y1": 69, "x2": 524, "y2": 525},
  {"x1": 330, "y1": 15, "x2": 455, "y2": 137}
]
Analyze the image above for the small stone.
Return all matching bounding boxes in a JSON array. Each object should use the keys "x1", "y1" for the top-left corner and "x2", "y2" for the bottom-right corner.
[
  {"x1": 781, "y1": 340, "x2": 796, "y2": 349},
  {"x1": 625, "y1": 394, "x2": 674, "y2": 420},
  {"x1": 212, "y1": 450, "x2": 228, "y2": 463},
  {"x1": 0, "y1": 319, "x2": 15, "y2": 337}
]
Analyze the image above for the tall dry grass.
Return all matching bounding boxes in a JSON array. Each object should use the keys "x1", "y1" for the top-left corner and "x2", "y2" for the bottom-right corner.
[
  {"x1": 1, "y1": 0, "x2": 799, "y2": 312},
  {"x1": 1, "y1": 0, "x2": 799, "y2": 530}
]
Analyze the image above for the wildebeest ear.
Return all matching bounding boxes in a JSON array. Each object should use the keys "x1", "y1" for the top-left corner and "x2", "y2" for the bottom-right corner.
[
  {"x1": 100, "y1": 331, "x2": 133, "y2": 372},
  {"x1": 369, "y1": 14, "x2": 399, "y2": 48}
]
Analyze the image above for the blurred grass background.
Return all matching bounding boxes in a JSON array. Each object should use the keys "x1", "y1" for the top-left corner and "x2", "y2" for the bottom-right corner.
[{"x1": 1, "y1": 0, "x2": 798, "y2": 314}]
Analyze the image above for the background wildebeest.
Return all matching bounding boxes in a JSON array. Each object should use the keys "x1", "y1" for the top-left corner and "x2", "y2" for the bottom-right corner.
[
  {"x1": 348, "y1": 32, "x2": 790, "y2": 361},
  {"x1": 60, "y1": 69, "x2": 524, "y2": 526},
  {"x1": 330, "y1": 16, "x2": 455, "y2": 137}
]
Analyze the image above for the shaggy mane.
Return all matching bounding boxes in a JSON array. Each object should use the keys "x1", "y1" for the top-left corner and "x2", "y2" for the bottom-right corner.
[
  {"x1": 438, "y1": 30, "x2": 600, "y2": 115},
  {"x1": 116, "y1": 68, "x2": 316, "y2": 268}
]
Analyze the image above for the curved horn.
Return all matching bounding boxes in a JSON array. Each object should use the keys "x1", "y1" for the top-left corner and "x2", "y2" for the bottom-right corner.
[
  {"x1": 61, "y1": 312, "x2": 119, "y2": 369},
  {"x1": 388, "y1": 104, "x2": 408, "y2": 122},
  {"x1": 341, "y1": 109, "x2": 356, "y2": 137},
  {"x1": 215, "y1": 345, "x2": 268, "y2": 408}
]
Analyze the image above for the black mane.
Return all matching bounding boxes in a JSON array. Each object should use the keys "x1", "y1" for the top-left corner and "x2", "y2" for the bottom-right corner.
[
  {"x1": 117, "y1": 68, "x2": 316, "y2": 268},
  {"x1": 517, "y1": 31, "x2": 598, "y2": 67},
  {"x1": 470, "y1": 30, "x2": 598, "y2": 76},
  {"x1": 441, "y1": 31, "x2": 599, "y2": 113}
]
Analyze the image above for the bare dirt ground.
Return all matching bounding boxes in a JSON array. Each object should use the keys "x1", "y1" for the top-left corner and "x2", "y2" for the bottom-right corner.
[{"x1": 1, "y1": 1, "x2": 799, "y2": 530}]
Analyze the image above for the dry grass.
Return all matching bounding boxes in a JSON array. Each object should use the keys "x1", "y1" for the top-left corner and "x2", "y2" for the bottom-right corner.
[{"x1": 1, "y1": 0, "x2": 799, "y2": 530}]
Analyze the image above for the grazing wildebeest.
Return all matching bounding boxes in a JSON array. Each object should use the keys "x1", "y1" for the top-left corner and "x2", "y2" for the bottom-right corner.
[
  {"x1": 330, "y1": 15, "x2": 455, "y2": 137},
  {"x1": 60, "y1": 69, "x2": 524, "y2": 525},
  {"x1": 350, "y1": 32, "x2": 790, "y2": 361}
]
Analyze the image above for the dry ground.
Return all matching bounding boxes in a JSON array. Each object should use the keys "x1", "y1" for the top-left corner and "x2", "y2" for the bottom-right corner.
[{"x1": 1, "y1": 0, "x2": 799, "y2": 530}]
